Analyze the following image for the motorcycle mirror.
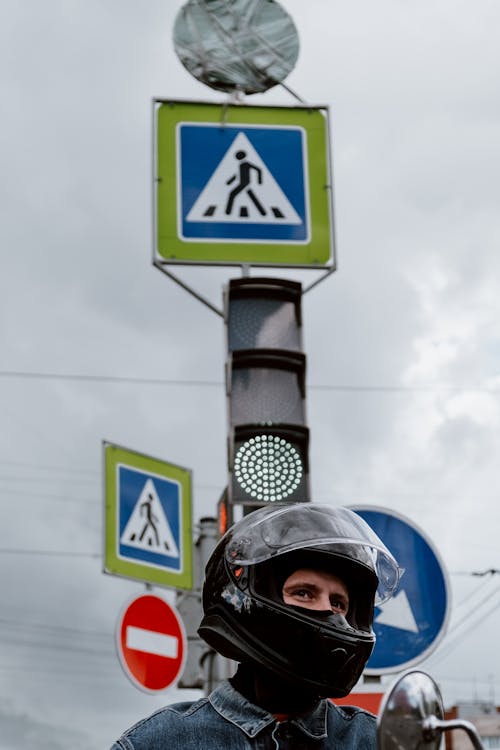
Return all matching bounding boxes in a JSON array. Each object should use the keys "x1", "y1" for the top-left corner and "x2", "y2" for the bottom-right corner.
[
  {"x1": 377, "y1": 669, "x2": 485, "y2": 750},
  {"x1": 377, "y1": 669, "x2": 444, "y2": 750}
]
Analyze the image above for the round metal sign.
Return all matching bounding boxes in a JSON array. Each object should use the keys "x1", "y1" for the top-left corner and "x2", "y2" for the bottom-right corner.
[
  {"x1": 116, "y1": 593, "x2": 187, "y2": 693},
  {"x1": 351, "y1": 506, "x2": 451, "y2": 674},
  {"x1": 173, "y1": 0, "x2": 299, "y2": 94}
]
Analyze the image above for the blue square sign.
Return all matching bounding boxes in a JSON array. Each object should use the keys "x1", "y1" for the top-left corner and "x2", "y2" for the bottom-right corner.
[
  {"x1": 117, "y1": 465, "x2": 182, "y2": 572},
  {"x1": 178, "y1": 123, "x2": 309, "y2": 244}
]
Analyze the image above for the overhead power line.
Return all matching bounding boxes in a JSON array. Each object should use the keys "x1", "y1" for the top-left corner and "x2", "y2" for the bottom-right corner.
[
  {"x1": 446, "y1": 583, "x2": 500, "y2": 638},
  {"x1": 427, "y1": 583, "x2": 500, "y2": 666},
  {"x1": 1, "y1": 369, "x2": 499, "y2": 393},
  {"x1": 0, "y1": 548, "x2": 99, "y2": 558},
  {"x1": 472, "y1": 568, "x2": 500, "y2": 576},
  {"x1": 0, "y1": 474, "x2": 97, "y2": 484},
  {"x1": 0, "y1": 370, "x2": 221, "y2": 387},
  {"x1": 430, "y1": 593, "x2": 500, "y2": 666},
  {"x1": 0, "y1": 488, "x2": 99, "y2": 503},
  {"x1": 0, "y1": 614, "x2": 109, "y2": 639},
  {"x1": 0, "y1": 459, "x2": 98, "y2": 476}
]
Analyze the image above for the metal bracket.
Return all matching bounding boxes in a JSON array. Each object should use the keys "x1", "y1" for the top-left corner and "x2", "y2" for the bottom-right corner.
[{"x1": 153, "y1": 261, "x2": 224, "y2": 317}]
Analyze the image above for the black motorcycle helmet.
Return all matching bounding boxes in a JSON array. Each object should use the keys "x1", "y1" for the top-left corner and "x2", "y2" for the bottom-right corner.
[{"x1": 199, "y1": 504, "x2": 402, "y2": 698}]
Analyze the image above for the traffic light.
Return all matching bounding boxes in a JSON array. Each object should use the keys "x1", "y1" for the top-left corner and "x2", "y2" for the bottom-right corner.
[{"x1": 225, "y1": 277, "x2": 310, "y2": 511}]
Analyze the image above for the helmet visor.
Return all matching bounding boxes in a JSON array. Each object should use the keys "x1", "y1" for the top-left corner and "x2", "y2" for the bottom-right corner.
[{"x1": 224, "y1": 504, "x2": 403, "y2": 604}]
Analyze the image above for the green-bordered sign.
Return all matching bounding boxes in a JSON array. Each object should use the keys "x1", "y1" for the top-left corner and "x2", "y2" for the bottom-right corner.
[
  {"x1": 154, "y1": 99, "x2": 335, "y2": 267},
  {"x1": 103, "y1": 442, "x2": 193, "y2": 590}
]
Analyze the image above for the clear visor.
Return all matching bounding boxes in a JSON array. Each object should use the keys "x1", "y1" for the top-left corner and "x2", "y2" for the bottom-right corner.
[{"x1": 224, "y1": 504, "x2": 404, "y2": 604}]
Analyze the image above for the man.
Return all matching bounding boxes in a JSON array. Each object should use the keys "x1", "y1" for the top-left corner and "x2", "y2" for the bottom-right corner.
[{"x1": 111, "y1": 503, "x2": 401, "y2": 749}]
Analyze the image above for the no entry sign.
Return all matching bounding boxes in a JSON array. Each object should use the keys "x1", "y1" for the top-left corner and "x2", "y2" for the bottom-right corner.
[{"x1": 116, "y1": 593, "x2": 186, "y2": 693}]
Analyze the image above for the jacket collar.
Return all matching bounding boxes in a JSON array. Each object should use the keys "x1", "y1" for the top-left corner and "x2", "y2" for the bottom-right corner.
[{"x1": 209, "y1": 680, "x2": 328, "y2": 740}]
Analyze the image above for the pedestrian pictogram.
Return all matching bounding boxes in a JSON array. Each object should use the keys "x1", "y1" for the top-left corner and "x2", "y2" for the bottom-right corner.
[
  {"x1": 116, "y1": 593, "x2": 186, "y2": 693},
  {"x1": 120, "y1": 477, "x2": 180, "y2": 558},
  {"x1": 225, "y1": 146, "x2": 265, "y2": 217},
  {"x1": 104, "y1": 443, "x2": 193, "y2": 590},
  {"x1": 186, "y1": 132, "x2": 302, "y2": 226}
]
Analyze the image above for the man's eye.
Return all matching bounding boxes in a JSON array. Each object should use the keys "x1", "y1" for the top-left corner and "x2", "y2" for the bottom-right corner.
[
  {"x1": 331, "y1": 599, "x2": 347, "y2": 612},
  {"x1": 292, "y1": 588, "x2": 312, "y2": 599}
]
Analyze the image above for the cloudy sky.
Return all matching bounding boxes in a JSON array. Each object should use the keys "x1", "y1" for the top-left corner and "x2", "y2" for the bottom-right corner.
[{"x1": 1, "y1": 0, "x2": 500, "y2": 746}]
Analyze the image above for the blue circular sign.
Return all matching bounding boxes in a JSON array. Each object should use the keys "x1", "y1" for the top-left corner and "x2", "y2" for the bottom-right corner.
[{"x1": 351, "y1": 506, "x2": 450, "y2": 674}]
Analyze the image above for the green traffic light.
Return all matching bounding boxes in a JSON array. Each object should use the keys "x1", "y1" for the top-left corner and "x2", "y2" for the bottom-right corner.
[{"x1": 234, "y1": 433, "x2": 303, "y2": 503}]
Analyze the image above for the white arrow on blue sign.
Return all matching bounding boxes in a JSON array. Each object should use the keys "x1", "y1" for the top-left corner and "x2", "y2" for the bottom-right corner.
[{"x1": 351, "y1": 506, "x2": 450, "y2": 674}]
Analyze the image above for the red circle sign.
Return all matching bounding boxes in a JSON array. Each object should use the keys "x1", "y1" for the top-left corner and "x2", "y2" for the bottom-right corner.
[{"x1": 116, "y1": 593, "x2": 186, "y2": 693}]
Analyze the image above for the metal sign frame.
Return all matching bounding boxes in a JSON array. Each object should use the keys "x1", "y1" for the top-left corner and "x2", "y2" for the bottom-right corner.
[
  {"x1": 153, "y1": 98, "x2": 336, "y2": 271},
  {"x1": 103, "y1": 441, "x2": 193, "y2": 590}
]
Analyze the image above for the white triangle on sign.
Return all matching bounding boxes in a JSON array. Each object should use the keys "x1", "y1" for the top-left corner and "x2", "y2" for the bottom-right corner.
[
  {"x1": 120, "y1": 478, "x2": 179, "y2": 558},
  {"x1": 374, "y1": 589, "x2": 419, "y2": 633},
  {"x1": 186, "y1": 132, "x2": 302, "y2": 225}
]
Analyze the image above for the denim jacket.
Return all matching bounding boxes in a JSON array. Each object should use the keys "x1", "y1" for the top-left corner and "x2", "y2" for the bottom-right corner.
[{"x1": 111, "y1": 679, "x2": 377, "y2": 750}]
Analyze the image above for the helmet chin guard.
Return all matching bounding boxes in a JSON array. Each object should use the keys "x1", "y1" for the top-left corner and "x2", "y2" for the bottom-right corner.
[{"x1": 199, "y1": 504, "x2": 402, "y2": 697}]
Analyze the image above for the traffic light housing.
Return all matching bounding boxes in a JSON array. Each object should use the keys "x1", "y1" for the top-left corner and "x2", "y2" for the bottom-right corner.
[{"x1": 225, "y1": 277, "x2": 310, "y2": 510}]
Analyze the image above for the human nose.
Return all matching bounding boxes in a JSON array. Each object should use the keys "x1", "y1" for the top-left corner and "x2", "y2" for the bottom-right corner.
[{"x1": 318, "y1": 592, "x2": 334, "y2": 611}]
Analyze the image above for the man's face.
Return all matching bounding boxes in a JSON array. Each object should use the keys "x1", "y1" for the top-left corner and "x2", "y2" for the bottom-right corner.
[{"x1": 282, "y1": 568, "x2": 349, "y2": 615}]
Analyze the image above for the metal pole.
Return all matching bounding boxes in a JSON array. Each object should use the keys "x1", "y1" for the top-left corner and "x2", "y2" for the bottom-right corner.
[{"x1": 177, "y1": 517, "x2": 236, "y2": 692}]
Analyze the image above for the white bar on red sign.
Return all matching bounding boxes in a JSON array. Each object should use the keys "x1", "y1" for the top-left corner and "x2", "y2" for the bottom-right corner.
[{"x1": 126, "y1": 626, "x2": 178, "y2": 659}]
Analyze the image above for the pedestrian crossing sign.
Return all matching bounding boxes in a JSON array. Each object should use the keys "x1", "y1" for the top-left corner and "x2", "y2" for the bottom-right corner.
[
  {"x1": 154, "y1": 100, "x2": 335, "y2": 267},
  {"x1": 103, "y1": 442, "x2": 193, "y2": 590},
  {"x1": 181, "y1": 128, "x2": 306, "y2": 240}
]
